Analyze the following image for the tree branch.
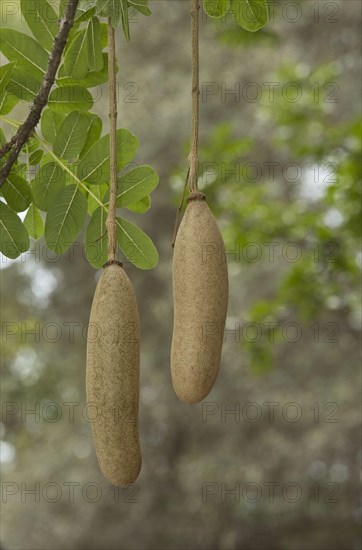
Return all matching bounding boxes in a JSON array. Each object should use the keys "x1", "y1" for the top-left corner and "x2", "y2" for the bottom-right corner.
[{"x1": 0, "y1": 0, "x2": 80, "y2": 187}]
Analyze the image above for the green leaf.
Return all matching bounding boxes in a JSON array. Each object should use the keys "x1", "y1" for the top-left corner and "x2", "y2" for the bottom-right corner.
[
  {"x1": 203, "y1": 0, "x2": 230, "y2": 18},
  {"x1": 15, "y1": 165, "x2": 27, "y2": 179},
  {"x1": 53, "y1": 111, "x2": 90, "y2": 160},
  {"x1": 32, "y1": 162, "x2": 66, "y2": 211},
  {"x1": 59, "y1": 0, "x2": 67, "y2": 16},
  {"x1": 48, "y1": 85, "x2": 93, "y2": 113},
  {"x1": 79, "y1": 0, "x2": 97, "y2": 10},
  {"x1": 100, "y1": 23, "x2": 108, "y2": 48},
  {"x1": 25, "y1": 138, "x2": 39, "y2": 154},
  {"x1": 127, "y1": 195, "x2": 151, "y2": 213},
  {"x1": 57, "y1": 53, "x2": 110, "y2": 88},
  {"x1": 0, "y1": 62, "x2": 15, "y2": 91},
  {"x1": 75, "y1": 5, "x2": 97, "y2": 22},
  {"x1": 41, "y1": 109, "x2": 65, "y2": 143},
  {"x1": 2, "y1": 174, "x2": 32, "y2": 212},
  {"x1": 118, "y1": 166, "x2": 158, "y2": 206},
  {"x1": 28, "y1": 149, "x2": 44, "y2": 165},
  {"x1": 128, "y1": 0, "x2": 151, "y2": 16},
  {"x1": 96, "y1": 0, "x2": 121, "y2": 27},
  {"x1": 80, "y1": 114, "x2": 103, "y2": 157},
  {"x1": 86, "y1": 17, "x2": 104, "y2": 72},
  {"x1": 0, "y1": 129, "x2": 6, "y2": 168},
  {"x1": 20, "y1": 0, "x2": 59, "y2": 51},
  {"x1": 0, "y1": 93, "x2": 19, "y2": 116},
  {"x1": 40, "y1": 152, "x2": 56, "y2": 166},
  {"x1": 85, "y1": 206, "x2": 108, "y2": 268},
  {"x1": 230, "y1": 0, "x2": 269, "y2": 32},
  {"x1": 0, "y1": 63, "x2": 15, "y2": 110},
  {"x1": 116, "y1": 216, "x2": 158, "y2": 269},
  {"x1": 86, "y1": 183, "x2": 108, "y2": 215},
  {"x1": 9, "y1": 68, "x2": 41, "y2": 102},
  {"x1": 120, "y1": 0, "x2": 130, "y2": 41},
  {"x1": 113, "y1": 165, "x2": 159, "y2": 207},
  {"x1": 24, "y1": 204, "x2": 44, "y2": 240},
  {"x1": 44, "y1": 184, "x2": 87, "y2": 253},
  {"x1": 0, "y1": 201, "x2": 30, "y2": 259},
  {"x1": 59, "y1": 0, "x2": 90, "y2": 19},
  {"x1": 128, "y1": 0, "x2": 149, "y2": 7},
  {"x1": 64, "y1": 29, "x2": 89, "y2": 80},
  {"x1": 0, "y1": 29, "x2": 48, "y2": 79},
  {"x1": 77, "y1": 128, "x2": 138, "y2": 184}
]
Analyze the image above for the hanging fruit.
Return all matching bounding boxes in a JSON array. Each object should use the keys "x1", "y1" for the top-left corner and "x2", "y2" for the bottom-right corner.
[
  {"x1": 171, "y1": 0, "x2": 229, "y2": 404},
  {"x1": 86, "y1": 20, "x2": 142, "y2": 486}
]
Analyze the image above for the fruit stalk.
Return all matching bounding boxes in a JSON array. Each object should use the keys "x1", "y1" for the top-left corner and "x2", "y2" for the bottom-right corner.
[
  {"x1": 188, "y1": 0, "x2": 200, "y2": 194},
  {"x1": 106, "y1": 18, "x2": 118, "y2": 263}
]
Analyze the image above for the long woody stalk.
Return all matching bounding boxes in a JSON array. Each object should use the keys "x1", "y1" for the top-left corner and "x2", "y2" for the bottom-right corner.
[
  {"x1": 188, "y1": 0, "x2": 200, "y2": 194},
  {"x1": 106, "y1": 19, "x2": 118, "y2": 263},
  {"x1": 171, "y1": 0, "x2": 200, "y2": 246}
]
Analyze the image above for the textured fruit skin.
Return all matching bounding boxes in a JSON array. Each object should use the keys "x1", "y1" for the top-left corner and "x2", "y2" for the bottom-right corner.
[
  {"x1": 171, "y1": 199, "x2": 228, "y2": 404},
  {"x1": 86, "y1": 264, "x2": 141, "y2": 486}
]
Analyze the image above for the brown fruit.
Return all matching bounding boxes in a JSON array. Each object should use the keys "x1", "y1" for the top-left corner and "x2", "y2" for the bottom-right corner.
[
  {"x1": 171, "y1": 197, "x2": 228, "y2": 404},
  {"x1": 86, "y1": 264, "x2": 141, "y2": 486}
]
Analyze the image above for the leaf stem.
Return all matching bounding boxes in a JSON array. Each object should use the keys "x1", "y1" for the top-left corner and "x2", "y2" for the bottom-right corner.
[
  {"x1": 42, "y1": 142, "x2": 105, "y2": 208},
  {"x1": 0, "y1": 117, "x2": 20, "y2": 129}
]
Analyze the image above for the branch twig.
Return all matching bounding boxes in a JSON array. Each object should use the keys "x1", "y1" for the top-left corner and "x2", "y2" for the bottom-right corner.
[
  {"x1": 0, "y1": 0, "x2": 80, "y2": 186},
  {"x1": 105, "y1": 19, "x2": 118, "y2": 263}
]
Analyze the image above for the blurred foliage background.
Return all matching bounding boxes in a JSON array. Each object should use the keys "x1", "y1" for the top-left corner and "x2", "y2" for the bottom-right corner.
[{"x1": 1, "y1": 1, "x2": 361, "y2": 549}]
